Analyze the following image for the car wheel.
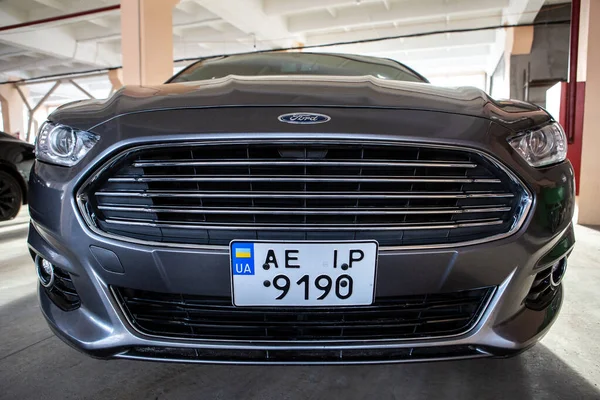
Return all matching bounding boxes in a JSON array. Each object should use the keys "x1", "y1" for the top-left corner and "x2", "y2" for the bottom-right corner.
[{"x1": 0, "y1": 171, "x2": 22, "y2": 221}]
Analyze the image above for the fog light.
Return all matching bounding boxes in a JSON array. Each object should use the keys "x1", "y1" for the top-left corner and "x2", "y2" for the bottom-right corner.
[
  {"x1": 550, "y1": 258, "x2": 567, "y2": 287},
  {"x1": 35, "y1": 255, "x2": 55, "y2": 288}
]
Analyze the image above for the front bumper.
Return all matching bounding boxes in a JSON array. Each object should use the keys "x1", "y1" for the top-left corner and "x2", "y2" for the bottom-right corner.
[
  {"x1": 36, "y1": 262, "x2": 564, "y2": 364},
  {"x1": 27, "y1": 127, "x2": 576, "y2": 364}
]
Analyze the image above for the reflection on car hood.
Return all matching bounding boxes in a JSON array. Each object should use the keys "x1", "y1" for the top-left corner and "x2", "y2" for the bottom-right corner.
[{"x1": 50, "y1": 75, "x2": 549, "y2": 132}]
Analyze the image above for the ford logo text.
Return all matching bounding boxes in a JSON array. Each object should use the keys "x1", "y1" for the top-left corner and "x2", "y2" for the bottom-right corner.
[{"x1": 278, "y1": 113, "x2": 331, "y2": 124}]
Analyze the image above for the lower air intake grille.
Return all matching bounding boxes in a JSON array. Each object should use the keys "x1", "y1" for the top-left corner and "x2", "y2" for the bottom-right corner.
[
  {"x1": 526, "y1": 258, "x2": 565, "y2": 310},
  {"x1": 80, "y1": 140, "x2": 529, "y2": 247},
  {"x1": 45, "y1": 267, "x2": 80, "y2": 311},
  {"x1": 113, "y1": 286, "x2": 494, "y2": 341}
]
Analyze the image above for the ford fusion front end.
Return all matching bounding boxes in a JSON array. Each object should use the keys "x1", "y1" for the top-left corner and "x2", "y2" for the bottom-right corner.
[{"x1": 27, "y1": 52, "x2": 575, "y2": 364}]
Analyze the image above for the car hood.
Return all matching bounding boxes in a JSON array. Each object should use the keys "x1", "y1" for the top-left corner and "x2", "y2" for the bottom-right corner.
[{"x1": 50, "y1": 75, "x2": 550, "y2": 132}]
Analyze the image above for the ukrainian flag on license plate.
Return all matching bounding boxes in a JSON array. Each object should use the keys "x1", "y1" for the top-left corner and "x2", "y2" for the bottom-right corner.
[
  {"x1": 235, "y1": 248, "x2": 252, "y2": 258},
  {"x1": 231, "y1": 243, "x2": 255, "y2": 275}
]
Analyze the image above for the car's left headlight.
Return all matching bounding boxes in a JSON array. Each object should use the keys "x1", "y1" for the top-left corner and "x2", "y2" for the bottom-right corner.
[
  {"x1": 35, "y1": 122, "x2": 99, "y2": 167},
  {"x1": 508, "y1": 122, "x2": 567, "y2": 168}
]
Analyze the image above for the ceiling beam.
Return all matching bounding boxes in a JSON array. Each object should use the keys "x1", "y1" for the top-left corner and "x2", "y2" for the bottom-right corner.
[
  {"x1": 408, "y1": 56, "x2": 491, "y2": 75},
  {"x1": 504, "y1": 0, "x2": 546, "y2": 24},
  {"x1": 263, "y1": 0, "x2": 379, "y2": 16},
  {"x1": 174, "y1": 26, "x2": 248, "y2": 42},
  {"x1": 305, "y1": 12, "x2": 503, "y2": 46},
  {"x1": 403, "y1": 55, "x2": 491, "y2": 69},
  {"x1": 73, "y1": 22, "x2": 120, "y2": 42},
  {"x1": 313, "y1": 30, "x2": 497, "y2": 55},
  {"x1": 88, "y1": 17, "x2": 113, "y2": 29},
  {"x1": 31, "y1": 0, "x2": 66, "y2": 11},
  {"x1": 78, "y1": 18, "x2": 227, "y2": 43},
  {"x1": 174, "y1": 41, "x2": 256, "y2": 60},
  {"x1": 175, "y1": 0, "x2": 199, "y2": 15},
  {"x1": 27, "y1": 0, "x2": 119, "y2": 21},
  {"x1": 288, "y1": 0, "x2": 509, "y2": 33},
  {"x1": 0, "y1": 5, "x2": 120, "y2": 67},
  {"x1": 172, "y1": 18, "x2": 224, "y2": 36},
  {"x1": 377, "y1": 44, "x2": 492, "y2": 63},
  {"x1": 194, "y1": 0, "x2": 300, "y2": 49},
  {"x1": 76, "y1": 32, "x2": 121, "y2": 43},
  {"x1": 0, "y1": 57, "x2": 67, "y2": 73},
  {"x1": 0, "y1": 49, "x2": 32, "y2": 59}
]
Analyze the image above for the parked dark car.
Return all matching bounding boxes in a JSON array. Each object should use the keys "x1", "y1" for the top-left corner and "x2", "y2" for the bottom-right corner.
[
  {"x1": 27, "y1": 52, "x2": 575, "y2": 364},
  {"x1": 0, "y1": 131, "x2": 33, "y2": 221}
]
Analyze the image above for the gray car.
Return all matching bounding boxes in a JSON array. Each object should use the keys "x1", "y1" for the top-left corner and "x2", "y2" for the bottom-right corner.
[{"x1": 28, "y1": 52, "x2": 575, "y2": 364}]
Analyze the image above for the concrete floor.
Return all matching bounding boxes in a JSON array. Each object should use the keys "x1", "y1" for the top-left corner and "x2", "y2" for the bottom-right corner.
[{"x1": 1, "y1": 210, "x2": 599, "y2": 400}]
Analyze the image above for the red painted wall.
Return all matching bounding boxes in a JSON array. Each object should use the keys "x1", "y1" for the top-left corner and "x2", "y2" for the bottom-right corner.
[{"x1": 564, "y1": 82, "x2": 586, "y2": 195}]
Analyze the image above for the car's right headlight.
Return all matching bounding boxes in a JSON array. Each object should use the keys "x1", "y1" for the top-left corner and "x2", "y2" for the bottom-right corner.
[
  {"x1": 508, "y1": 122, "x2": 567, "y2": 168},
  {"x1": 35, "y1": 122, "x2": 99, "y2": 167}
]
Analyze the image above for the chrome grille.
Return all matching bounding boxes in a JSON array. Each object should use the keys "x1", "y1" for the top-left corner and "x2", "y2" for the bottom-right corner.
[{"x1": 79, "y1": 140, "x2": 529, "y2": 247}]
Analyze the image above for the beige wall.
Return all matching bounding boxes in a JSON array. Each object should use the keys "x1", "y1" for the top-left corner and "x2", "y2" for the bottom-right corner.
[
  {"x1": 0, "y1": 83, "x2": 26, "y2": 139},
  {"x1": 578, "y1": 0, "x2": 600, "y2": 225}
]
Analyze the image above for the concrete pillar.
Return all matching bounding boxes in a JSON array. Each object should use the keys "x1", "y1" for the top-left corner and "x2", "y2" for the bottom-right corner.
[
  {"x1": 504, "y1": 26, "x2": 535, "y2": 100},
  {"x1": 509, "y1": 26, "x2": 534, "y2": 55},
  {"x1": 578, "y1": 0, "x2": 600, "y2": 225},
  {"x1": 108, "y1": 68, "x2": 124, "y2": 92},
  {"x1": 578, "y1": 0, "x2": 591, "y2": 82},
  {"x1": 0, "y1": 83, "x2": 26, "y2": 139},
  {"x1": 120, "y1": 0, "x2": 179, "y2": 86},
  {"x1": 491, "y1": 27, "x2": 534, "y2": 100}
]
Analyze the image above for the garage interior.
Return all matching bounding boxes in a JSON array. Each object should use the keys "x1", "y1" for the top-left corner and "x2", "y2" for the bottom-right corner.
[{"x1": 1, "y1": 0, "x2": 600, "y2": 398}]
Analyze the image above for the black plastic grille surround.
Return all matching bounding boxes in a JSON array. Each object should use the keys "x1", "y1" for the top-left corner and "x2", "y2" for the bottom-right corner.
[
  {"x1": 81, "y1": 141, "x2": 528, "y2": 247},
  {"x1": 45, "y1": 266, "x2": 80, "y2": 311},
  {"x1": 113, "y1": 286, "x2": 494, "y2": 342},
  {"x1": 526, "y1": 258, "x2": 565, "y2": 310}
]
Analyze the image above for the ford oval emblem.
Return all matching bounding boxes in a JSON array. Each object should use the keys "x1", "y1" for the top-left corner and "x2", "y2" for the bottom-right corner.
[{"x1": 278, "y1": 113, "x2": 331, "y2": 124}]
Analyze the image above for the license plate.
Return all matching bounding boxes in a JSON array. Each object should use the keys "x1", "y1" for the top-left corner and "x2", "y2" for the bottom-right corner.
[{"x1": 230, "y1": 241, "x2": 378, "y2": 307}]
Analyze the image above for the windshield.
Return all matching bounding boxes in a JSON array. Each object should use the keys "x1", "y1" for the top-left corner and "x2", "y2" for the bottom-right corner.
[{"x1": 170, "y1": 52, "x2": 428, "y2": 83}]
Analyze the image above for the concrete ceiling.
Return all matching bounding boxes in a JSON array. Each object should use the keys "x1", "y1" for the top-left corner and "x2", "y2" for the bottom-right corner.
[{"x1": 0, "y1": 0, "x2": 568, "y2": 104}]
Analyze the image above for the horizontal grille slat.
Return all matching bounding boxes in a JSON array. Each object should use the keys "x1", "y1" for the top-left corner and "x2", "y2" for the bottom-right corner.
[
  {"x1": 113, "y1": 286, "x2": 495, "y2": 341},
  {"x1": 94, "y1": 190, "x2": 516, "y2": 199},
  {"x1": 81, "y1": 140, "x2": 529, "y2": 247},
  {"x1": 108, "y1": 175, "x2": 502, "y2": 184},
  {"x1": 132, "y1": 159, "x2": 479, "y2": 168},
  {"x1": 97, "y1": 205, "x2": 512, "y2": 215},
  {"x1": 132, "y1": 315, "x2": 473, "y2": 329},
  {"x1": 104, "y1": 217, "x2": 505, "y2": 231}
]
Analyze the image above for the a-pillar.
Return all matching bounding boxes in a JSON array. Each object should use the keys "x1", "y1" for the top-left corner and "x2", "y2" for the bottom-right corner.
[
  {"x1": 0, "y1": 82, "x2": 26, "y2": 140},
  {"x1": 578, "y1": 0, "x2": 600, "y2": 225},
  {"x1": 120, "y1": 0, "x2": 179, "y2": 86}
]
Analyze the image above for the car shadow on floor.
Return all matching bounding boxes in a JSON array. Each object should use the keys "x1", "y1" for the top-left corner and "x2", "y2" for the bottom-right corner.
[{"x1": 1, "y1": 293, "x2": 598, "y2": 400}]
